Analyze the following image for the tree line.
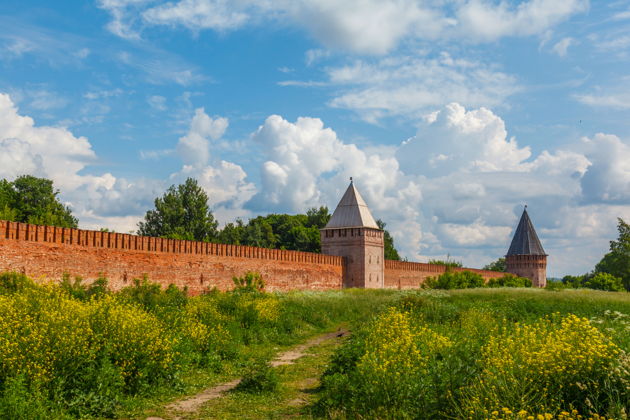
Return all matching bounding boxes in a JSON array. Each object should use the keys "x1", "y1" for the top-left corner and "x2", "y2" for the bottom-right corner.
[{"x1": 0, "y1": 176, "x2": 400, "y2": 260}]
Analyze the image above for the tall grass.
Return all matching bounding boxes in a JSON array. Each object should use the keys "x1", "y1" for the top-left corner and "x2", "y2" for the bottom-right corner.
[
  {"x1": 0, "y1": 271, "x2": 397, "y2": 418},
  {"x1": 315, "y1": 288, "x2": 630, "y2": 419}
]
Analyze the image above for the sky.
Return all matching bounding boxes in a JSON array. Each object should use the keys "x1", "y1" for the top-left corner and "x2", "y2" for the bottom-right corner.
[{"x1": 1, "y1": 0, "x2": 630, "y2": 277}]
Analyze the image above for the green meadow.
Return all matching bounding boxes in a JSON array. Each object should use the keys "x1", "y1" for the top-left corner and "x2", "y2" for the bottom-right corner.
[{"x1": 0, "y1": 272, "x2": 627, "y2": 419}]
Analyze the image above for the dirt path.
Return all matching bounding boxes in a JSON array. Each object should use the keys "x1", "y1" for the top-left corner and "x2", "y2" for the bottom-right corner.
[{"x1": 154, "y1": 327, "x2": 348, "y2": 419}]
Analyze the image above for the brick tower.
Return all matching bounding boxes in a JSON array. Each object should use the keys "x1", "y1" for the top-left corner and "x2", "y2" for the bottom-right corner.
[
  {"x1": 505, "y1": 206, "x2": 548, "y2": 287},
  {"x1": 321, "y1": 179, "x2": 384, "y2": 288}
]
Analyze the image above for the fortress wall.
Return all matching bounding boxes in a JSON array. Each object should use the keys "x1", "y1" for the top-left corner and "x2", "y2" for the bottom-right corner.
[
  {"x1": 0, "y1": 221, "x2": 343, "y2": 294},
  {"x1": 384, "y1": 260, "x2": 505, "y2": 289}
]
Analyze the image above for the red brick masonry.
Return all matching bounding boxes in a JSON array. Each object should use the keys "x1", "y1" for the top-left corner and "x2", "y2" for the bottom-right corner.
[{"x1": 0, "y1": 221, "x2": 503, "y2": 293}]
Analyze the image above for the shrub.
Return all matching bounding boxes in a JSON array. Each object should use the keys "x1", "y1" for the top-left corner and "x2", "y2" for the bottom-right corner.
[
  {"x1": 487, "y1": 273, "x2": 532, "y2": 288},
  {"x1": 234, "y1": 359, "x2": 279, "y2": 394},
  {"x1": 458, "y1": 314, "x2": 626, "y2": 417},
  {"x1": 423, "y1": 270, "x2": 485, "y2": 289},
  {"x1": 232, "y1": 271, "x2": 265, "y2": 294},
  {"x1": 0, "y1": 271, "x2": 34, "y2": 295},
  {"x1": 316, "y1": 308, "x2": 452, "y2": 417},
  {"x1": 584, "y1": 273, "x2": 625, "y2": 292}
]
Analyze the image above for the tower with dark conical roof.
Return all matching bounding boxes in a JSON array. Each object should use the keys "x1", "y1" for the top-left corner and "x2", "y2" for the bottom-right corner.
[
  {"x1": 320, "y1": 179, "x2": 384, "y2": 288},
  {"x1": 505, "y1": 207, "x2": 548, "y2": 287}
]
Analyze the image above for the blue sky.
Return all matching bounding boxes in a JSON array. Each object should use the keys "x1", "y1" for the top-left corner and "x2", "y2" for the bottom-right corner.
[{"x1": 1, "y1": 0, "x2": 630, "y2": 277}]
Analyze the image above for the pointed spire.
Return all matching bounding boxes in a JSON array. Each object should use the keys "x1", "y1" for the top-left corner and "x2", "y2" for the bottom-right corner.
[
  {"x1": 324, "y1": 180, "x2": 379, "y2": 229},
  {"x1": 506, "y1": 207, "x2": 546, "y2": 256}
]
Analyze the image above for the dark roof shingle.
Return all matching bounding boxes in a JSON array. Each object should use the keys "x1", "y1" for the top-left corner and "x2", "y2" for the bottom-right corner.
[{"x1": 506, "y1": 208, "x2": 546, "y2": 256}]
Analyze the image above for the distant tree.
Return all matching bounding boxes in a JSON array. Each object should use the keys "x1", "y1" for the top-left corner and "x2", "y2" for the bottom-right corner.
[
  {"x1": 217, "y1": 219, "x2": 246, "y2": 244},
  {"x1": 428, "y1": 257, "x2": 463, "y2": 268},
  {"x1": 584, "y1": 272, "x2": 625, "y2": 292},
  {"x1": 561, "y1": 274, "x2": 586, "y2": 288},
  {"x1": 306, "y1": 206, "x2": 331, "y2": 229},
  {"x1": 0, "y1": 175, "x2": 77, "y2": 227},
  {"x1": 595, "y1": 218, "x2": 630, "y2": 291},
  {"x1": 483, "y1": 257, "x2": 506, "y2": 272},
  {"x1": 138, "y1": 178, "x2": 218, "y2": 241},
  {"x1": 376, "y1": 219, "x2": 400, "y2": 260}
]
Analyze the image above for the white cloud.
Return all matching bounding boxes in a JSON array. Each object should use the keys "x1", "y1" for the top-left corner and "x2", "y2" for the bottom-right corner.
[
  {"x1": 143, "y1": 0, "x2": 250, "y2": 31},
  {"x1": 456, "y1": 0, "x2": 588, "y2": 42},
  {"x1": 171, "y1": 107, "x2": 256, "y2": 220},
  {"x1": 580, "y1": 133, "x2": 630, "y2": 204},
  {"x1": 574, "y1": 89, "x2": 630, "y2": 109},
  {"x1": 551, "y1": 37, "x2": 575, "y2": 57},
  {"x1": 99, "y1": 0, "x2": 588, "y2": 54},
  {"x1": 324, "y1": 53, "x2": 519, "y2": 122},
  {"x1": 147, "y1": 94, "x2": 167, "y2": 110},
  {"x1": 176, "y1": 108, "x2": 228, "y2": 167}
]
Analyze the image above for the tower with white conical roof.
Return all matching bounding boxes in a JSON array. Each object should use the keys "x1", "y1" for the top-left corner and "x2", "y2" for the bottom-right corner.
[
  {"x1": 505, "y1": 206, "x2": 548, "y2": 287},
  {"x1": 320, "y1": 178, "x2": 384, "y2": 288}
]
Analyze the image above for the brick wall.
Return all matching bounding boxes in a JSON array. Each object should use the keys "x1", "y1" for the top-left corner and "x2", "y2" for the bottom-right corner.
[
  {"x1": 0, "y1": 221, "x2": 343, "y2": 294},
  {"x1": 384, "y1": 260, "x2": 505, "y2": 289},
  {"x1": 0, "y1": 220, "x2": 504, "y2": 293}
]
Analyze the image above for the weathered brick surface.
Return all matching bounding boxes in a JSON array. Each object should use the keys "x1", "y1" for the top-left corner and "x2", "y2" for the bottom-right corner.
[
  {"x1": 0, "y1": 220, "x2": 503, "y2": 293},
  {"x1": 506, "y1": 254, "x2": 547, "y2": 288},
  {"x1": 321, "y1": 227, "x2": 384, "y2": 289},
  {"x1": 383, "y1": 260, "x2": 505, "y2": 289},
  {"x1": 0, "y1": 221, "x2": 343, "y2": 294}
]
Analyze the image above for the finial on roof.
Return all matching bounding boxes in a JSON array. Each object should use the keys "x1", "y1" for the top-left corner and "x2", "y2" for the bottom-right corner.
[
  {"x1": 350, "y1": 176, "x2": 353, "y2": 183},
  {"x1": 524, "y1": 204, "x2": 528, "y2": 210}
]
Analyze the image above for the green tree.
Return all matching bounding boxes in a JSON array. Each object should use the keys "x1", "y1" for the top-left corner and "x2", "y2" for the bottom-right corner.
[
  {"x1": 138, "y1": 178, "x2": 218, "y2": 241},
  {"x1": 595, "y1": 218, "x2": 630, "y2": 291},
  {"x1": 483, "y1": 257, "x2": 506, "y2": 272},
  {"x1": 584, "y1": 272, "x2": 625, "y2": 292},
  {"x1": 0, "y1": 175, "x2": 77, "y2": 227},
  {"x1": 376, "y1": 219, "x2": 400, "y2": 260}
]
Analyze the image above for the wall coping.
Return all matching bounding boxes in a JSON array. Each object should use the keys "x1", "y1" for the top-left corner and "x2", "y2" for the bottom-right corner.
[{"x1": 0, "y1": 220, "x2": 343, "y2": 267}]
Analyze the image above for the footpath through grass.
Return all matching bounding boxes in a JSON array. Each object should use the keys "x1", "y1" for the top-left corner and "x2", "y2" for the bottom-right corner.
[
  {"x1": 0, "y1": 271, "x2": 628, "y2": 419},
  {"x1": 0, "y1": 271, "x2": 397, "y2": 419}
]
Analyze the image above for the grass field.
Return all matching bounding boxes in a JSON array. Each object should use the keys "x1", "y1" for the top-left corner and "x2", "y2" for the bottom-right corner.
[{"x1": 0, "y1": 272, "x2": 627, "y2": 419}]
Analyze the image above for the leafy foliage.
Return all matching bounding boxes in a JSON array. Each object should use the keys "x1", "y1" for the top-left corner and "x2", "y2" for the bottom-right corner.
[
  {"x1": 595, "y1": 218, "x2": 630, "y2": 291},
  {"x1": 316, "y1": 292, "x2": 630, "y2": 419},
  {"x1": 428, "y1": 257, "x2": 463, "y2": 268},
  {"x1": 486, "y1": 273, "x2": 532, "y2": 288},
  {"x1": 584, "y1": 272, "x2": 625, "y2": 292},
  {"x1": 423, "y1": 270, "x2": 485, "y2": 289},
  {"x1": 0, "y1": 176, "x2": 77, "y2": 227},
  {"x1": 483, "y1": 257, "x2": 507, "y2": 272},
  {"x1": 232, "y1": 271, "x2": 265, "y2": 294},
  {"x1": 377, "y1": 219, "x2": 400, "y2": 260},
  {"x1": 234, "y1": 359, "x2": 279, "y2": 394},
  {"x1": 138, "y1": 177, "x2": 218, "y2": 241}
]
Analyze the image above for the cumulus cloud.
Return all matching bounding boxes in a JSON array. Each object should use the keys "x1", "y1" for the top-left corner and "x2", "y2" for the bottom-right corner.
[
  {"x1": 176, "y1": 108, "x2": 228, "y2": 167},
  {"x1": 242, "y1": 102, "x2": 628, "y2": 276},
  {"x1": 580, "y1": 133, "x2": 630, "y2": 204},
  {"x1": 170, "y1": 107, "x2": 256, "y2": 220}
]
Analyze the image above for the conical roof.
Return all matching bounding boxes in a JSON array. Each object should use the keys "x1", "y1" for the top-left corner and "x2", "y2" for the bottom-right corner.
[
  {"x1": 324, "y1": 180, "x2": 379, "y2": 229},
  {"x1": 506, "y1": 207, "x2": 546, "y2": 256}
]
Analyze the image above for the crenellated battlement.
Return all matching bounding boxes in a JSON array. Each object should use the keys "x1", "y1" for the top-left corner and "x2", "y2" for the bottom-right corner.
[{"x1": 0, "y1": 220, "x2": 343, "y2": 266}]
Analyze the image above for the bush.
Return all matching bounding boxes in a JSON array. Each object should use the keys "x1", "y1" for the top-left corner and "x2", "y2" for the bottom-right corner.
[
  {"x1": 487, "y1": 273, "x2": 532, "y2": 288},
  {"x1": 0, "y1": 271, "x2": 34, "y2": 295},
  {"x1": 584, "y1": 272, "x2": 625, "y2": 292},
  {"x1": 458, "y1": 314, "x2": 626, "y2": 417},
  {"x1": 234, "y1": 359, "x2": 279, "y2": 394},
  {"x1": 232, "y1": 271, "x2": 265, "y2": 294},
  {"x1": 423, "y1": 270, "x2": 485, "y2": 289}
]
